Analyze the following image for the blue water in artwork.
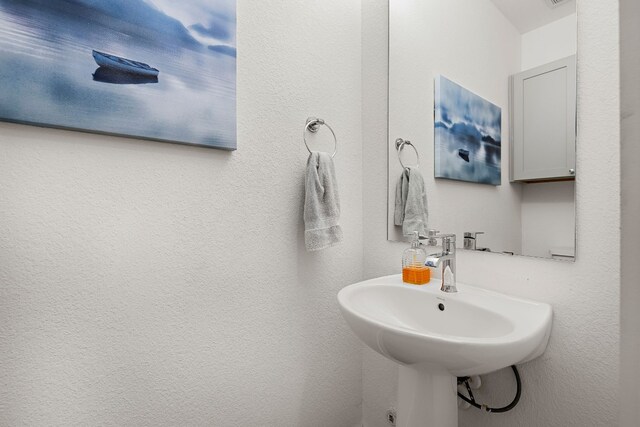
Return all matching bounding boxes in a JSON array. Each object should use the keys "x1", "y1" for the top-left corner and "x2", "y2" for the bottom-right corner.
[
  {"x1": 0, "y1": 0, "x2": 236, "y2": 149},
  {"x1": 434, "y1": 76, "x2": 501, "y2": 185}
]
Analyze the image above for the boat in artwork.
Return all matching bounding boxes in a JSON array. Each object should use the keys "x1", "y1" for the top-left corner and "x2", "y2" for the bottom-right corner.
[
  {"x1": 92, "y1": 50, "x2": 159, "y2": 77},
  {"x1": 458, "y1": 148, "x2": 470, "y2": 162}
]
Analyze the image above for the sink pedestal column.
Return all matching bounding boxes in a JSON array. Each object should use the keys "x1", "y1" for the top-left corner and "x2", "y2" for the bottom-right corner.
[{"x1": 396, "y1": 364, "x2": 458, "y2": 427}]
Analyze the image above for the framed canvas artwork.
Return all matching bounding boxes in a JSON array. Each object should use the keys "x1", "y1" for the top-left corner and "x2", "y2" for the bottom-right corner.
[
  {"x1": 434, "y1": 75, "x2": 501, "y2": 185},
  {"x1": 0, "y1": 0, "x2": 237, "y2": 150}
]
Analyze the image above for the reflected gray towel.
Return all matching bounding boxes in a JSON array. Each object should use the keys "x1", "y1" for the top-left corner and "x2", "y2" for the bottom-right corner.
[
  {"x1": 394, "y1": 167, "x2": 428, "y2": 236},
  {"x1": 304, "y1": 152, "x2": 343, "y2": 251}
]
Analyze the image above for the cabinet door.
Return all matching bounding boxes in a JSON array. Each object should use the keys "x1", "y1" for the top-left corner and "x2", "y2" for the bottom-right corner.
[{"x1": 510, "y1": 56, "x2": 576, "y2": 181}]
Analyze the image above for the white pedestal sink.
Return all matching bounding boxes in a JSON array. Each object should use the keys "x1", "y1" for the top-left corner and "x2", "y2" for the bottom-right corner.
[{"x1": 337, "y1": 275, "x2": 552, "y2": 427}]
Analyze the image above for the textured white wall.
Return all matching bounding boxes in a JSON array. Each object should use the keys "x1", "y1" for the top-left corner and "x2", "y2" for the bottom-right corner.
[
  {"x1": 620, "y1": 0, "x2": 640, "y2": 424},
  {"x1": 521, "y1": 13, "x2": 578, "y2": 71},
  {"x1": 387, "y1": 0, "x2": 523, "y2": 255},
  {"x1": 0, "y1": 1, "x2": 365, "y2": 426},
  {"x1": 362, "y1": 1, "x2": 620, "y2": 426}
]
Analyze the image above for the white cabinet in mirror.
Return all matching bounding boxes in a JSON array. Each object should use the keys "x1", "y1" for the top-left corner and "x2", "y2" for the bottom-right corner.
[{"x1": 387, "y1": 0, "x2": 577, "y2": 261}]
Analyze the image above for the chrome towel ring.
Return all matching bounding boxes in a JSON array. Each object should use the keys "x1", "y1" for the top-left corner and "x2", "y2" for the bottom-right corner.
[
  {"x1": 304, "y1": 117, "x2": 337, "y2": 158},
  {"x1": 395, "y1": 138, "x2": 419, "y2": 169}
]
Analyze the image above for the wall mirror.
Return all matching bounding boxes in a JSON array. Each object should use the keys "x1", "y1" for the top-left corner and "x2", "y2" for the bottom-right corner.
[{"x1": 388, "y1": 0, "x2": 577, "y2": 261}]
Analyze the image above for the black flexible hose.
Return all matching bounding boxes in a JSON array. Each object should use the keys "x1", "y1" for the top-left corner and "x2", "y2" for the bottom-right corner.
[{"x1": 457, "y1": 365, "x2": 521, "y2": 413}]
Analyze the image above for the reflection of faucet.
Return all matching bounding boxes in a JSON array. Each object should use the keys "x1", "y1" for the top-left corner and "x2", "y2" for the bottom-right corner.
[
  {"x1": 422, "y1": 230, "x2": 457, "y2": 293},
  {"x1": 464, "y1": 231, "x2": 491, "y2": 252},
  {"x1": 464, "y1": 231, "x2": 484, "y2": 250}
]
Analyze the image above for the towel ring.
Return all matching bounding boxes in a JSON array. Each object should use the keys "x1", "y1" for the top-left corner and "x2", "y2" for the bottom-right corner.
[
  {"x1": 395, "y1": 138, "x2": 419, "y2": 169},
  {"x1": 304, "y1": 117, "x2": 337, "y2": 158}
]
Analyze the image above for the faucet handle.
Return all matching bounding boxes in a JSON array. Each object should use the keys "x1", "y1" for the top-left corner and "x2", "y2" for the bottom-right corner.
[
  {"x1": 426, "y1": 229, "x2": 440, "y2": 246},
  {"x1": 420, "y1": 230, "x2": 457, "y2": 247},
  {"x1": 463, "y1": 231, "x2": 484, "y2": 250},
  {"x1": 416, "y1": 230, "x2": 438, "y2": 244},
  {"x1": 464, "y1": 231, "x2": 484, "y2": 239}
]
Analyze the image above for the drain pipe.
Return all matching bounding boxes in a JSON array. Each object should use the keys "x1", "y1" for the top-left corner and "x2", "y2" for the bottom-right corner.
[{"x1": 457, "y1": 365, "x2": 522, "y2": 413}]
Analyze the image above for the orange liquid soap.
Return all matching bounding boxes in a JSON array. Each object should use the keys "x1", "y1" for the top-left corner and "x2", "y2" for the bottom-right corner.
[{"x1": 402, "y1": 265, "x2": 431, "y2": 285}]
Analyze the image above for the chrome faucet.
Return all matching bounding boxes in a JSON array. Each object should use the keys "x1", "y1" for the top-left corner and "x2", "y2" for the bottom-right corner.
[
  {"x1": 463, "y1": 231, "x2": 484, "y2": 250},
  {"x1": 422, "y1": 230, "x2": 457, "y2": 293},
  {"x1": 464, "y1": 231, "x2": 491, "y2": 252}
]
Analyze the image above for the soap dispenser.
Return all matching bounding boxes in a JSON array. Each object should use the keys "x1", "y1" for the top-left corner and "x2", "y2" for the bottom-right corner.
[{"x1": 402, "y1": 232, "x2": 430, "y2": 285}]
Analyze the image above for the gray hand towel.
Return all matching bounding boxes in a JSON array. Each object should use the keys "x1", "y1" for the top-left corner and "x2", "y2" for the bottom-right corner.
[
  {"x1": 304, "y1": 152, "x2": 343, "y2": 251},
  {"x1": 394, "y1": 167, "x2": 428, "y2": 236}
]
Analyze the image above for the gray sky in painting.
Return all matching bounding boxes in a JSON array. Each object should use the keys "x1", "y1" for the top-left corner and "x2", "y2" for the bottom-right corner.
[
  {"x1": 146, "y1": 0, "x2": 236, "y2": 46},
  {"x1": 435, "y1": 76, "x2": 501, "y2": 142}
]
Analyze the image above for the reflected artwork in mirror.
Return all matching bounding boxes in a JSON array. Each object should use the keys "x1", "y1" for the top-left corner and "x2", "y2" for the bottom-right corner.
[
  {"x1": 387, "y1": 0, "x2": 577, "y2": 261},
  {"x1": 435, "y1": 75, "x2": 502, "y2": 186}
]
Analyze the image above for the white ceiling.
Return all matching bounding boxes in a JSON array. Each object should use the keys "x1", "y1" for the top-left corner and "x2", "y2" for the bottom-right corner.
[{"x1": 490, "y1": 0, "x2": 576, "y2": 33}]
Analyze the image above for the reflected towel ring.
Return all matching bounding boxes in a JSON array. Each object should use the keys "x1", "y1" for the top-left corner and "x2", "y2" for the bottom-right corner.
[
  {"x1": 304, "y1": 117, "x2": 337, "y2": 158},
  {"x1": 395, "y1": 138, "x2": 419, "y2": 169}
]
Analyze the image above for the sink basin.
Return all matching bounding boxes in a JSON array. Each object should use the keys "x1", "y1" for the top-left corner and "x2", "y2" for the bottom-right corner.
[
  {"x1": 338, "y1": 274, "x2": 552, "y2": 426},
  {"x1": 338, "y1": 274, "x2": 552, "y2": 376}
]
